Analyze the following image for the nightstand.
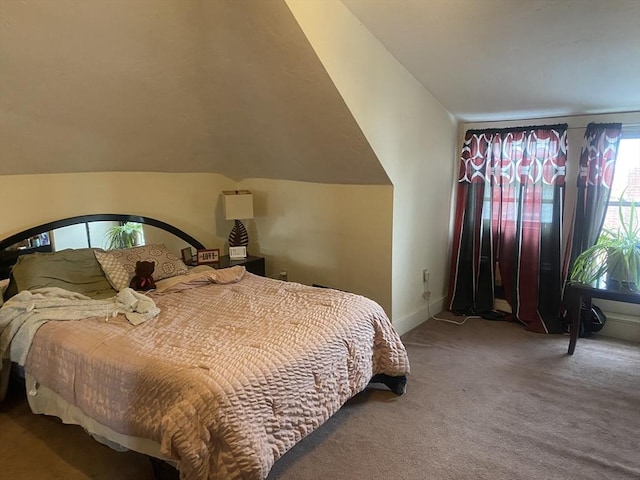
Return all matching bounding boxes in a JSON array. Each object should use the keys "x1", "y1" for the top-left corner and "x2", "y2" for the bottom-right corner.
[{"x1": 218, "y1": 255, "x2": 265, "y2": 276}]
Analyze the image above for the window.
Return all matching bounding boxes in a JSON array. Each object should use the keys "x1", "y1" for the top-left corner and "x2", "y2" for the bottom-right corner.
[{"x1": 602, "y1": 137, "x2": 640, "y2": 233}]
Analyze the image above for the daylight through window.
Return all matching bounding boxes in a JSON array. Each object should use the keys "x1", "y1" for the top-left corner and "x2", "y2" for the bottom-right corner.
[{"x1": 603, "y1": 137, "x2": 640, "y2": 234}]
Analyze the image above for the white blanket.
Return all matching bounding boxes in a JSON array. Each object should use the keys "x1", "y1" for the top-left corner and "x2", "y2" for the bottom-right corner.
[
  {"x1": 154, "y1": 265, "x2": 245, "y2": 293},
  {"x1": 0, "y1": 268, "x2": 244, "y2": 402},
  {"x1": 0, "y1": 287, "x2": 159, "y2": 365}
]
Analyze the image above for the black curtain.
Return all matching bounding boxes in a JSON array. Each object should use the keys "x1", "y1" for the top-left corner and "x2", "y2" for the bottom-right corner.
[{"x1": 564, "y1": 123, "x2": 623, "y2": 279}]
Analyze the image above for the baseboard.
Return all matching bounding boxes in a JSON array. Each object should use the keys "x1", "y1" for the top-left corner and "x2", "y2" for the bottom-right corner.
[
  {"x1": 595, "y1": 311, "x2": 640, "y2": 343},
  {"x1": 494, "y1": 298, "x2": 639, "y2": 343},
  {"x1": 392, "y1": 298, "x2": 639, "y2": 343},
  {"x1": 393, "y1": 295, "x2": 445, "y2": 336}
]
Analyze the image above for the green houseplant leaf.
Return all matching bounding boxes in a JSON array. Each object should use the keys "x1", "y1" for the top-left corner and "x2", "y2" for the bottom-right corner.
[
  {"x1": 570, "y1": 191, "x2": 640, "y2": 292},
  {"x1": 104, "y1": 222, "x2": 143, "y2": 250}
]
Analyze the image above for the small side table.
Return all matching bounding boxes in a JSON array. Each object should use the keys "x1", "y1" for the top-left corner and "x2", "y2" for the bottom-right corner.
[
  {"x1": 565, "y1": 283, "x2": 640, "y2": 355},
  {"x1": 217, "y1": 255, "x2": 265, "y2": 277}
]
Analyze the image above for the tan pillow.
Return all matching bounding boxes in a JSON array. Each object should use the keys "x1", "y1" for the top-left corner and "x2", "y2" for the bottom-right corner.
[
  {"x1": 8, "y1": 248, "x2": 116, "y2": 299},
  {"x1": 95, "y1": 244, "x2": 188, "y2": 291},
  {"x1": 0, "y1": 278, "x2": 9, "y2": 306}
]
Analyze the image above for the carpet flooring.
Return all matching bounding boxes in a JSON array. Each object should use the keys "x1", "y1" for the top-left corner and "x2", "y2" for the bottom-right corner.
[{"x1": 1, "y1": 314, "x2": 639, "y2": 480}]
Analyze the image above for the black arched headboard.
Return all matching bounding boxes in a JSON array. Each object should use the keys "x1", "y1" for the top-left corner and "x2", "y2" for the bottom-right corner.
[{"x1": 0, "y1": 214, "x2": 205, "y2": 279}]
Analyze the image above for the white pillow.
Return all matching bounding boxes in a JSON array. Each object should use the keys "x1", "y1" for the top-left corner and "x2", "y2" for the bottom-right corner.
[{"x1": 95, "y1": 244, "x2": 188, "y2": 291}]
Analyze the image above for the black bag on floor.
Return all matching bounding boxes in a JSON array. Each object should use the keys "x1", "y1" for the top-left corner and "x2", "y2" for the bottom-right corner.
[{"x1": 579, "y1": 305, "x2": 607, "y2": 338}]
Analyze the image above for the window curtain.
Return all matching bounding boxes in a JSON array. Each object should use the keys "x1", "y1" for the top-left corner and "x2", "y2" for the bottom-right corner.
[
  {"x1": 447, "y1": 125, "x2": 568, "y2": 333},
  {"x1": 563, "y1": 123, "x2": 623, "y2": 279}
]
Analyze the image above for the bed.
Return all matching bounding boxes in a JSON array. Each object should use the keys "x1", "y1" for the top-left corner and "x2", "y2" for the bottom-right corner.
[{"x1": 0, "y1": 214, "x2": 410, "y2": 480}]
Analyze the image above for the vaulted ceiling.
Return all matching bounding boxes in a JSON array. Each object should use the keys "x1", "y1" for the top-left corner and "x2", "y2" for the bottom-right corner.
[
  {"x1": 0, "y1": 0, "x2": 389, "y2": 184},
  {"x1": 343, "y1": 0, "x2": 640, "y2": 122},
  {"x1": 2, "y1": 1, "x2": 638, "y2": 182}
]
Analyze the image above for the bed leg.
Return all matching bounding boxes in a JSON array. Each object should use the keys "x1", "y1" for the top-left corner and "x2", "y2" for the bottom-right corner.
[
  {"x1": 370, "y1": 374, "x2": 407, "y2": 396},
  {"x1": 149, "y1": 458, "x2": 179, "y2": 480}
]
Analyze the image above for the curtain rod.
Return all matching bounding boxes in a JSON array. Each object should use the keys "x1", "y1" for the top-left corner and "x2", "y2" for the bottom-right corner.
[
  {"x1": 466, "y1": 123, "x2": 568, "y2": 135},
  {"x1": 467, "y1": 123, "x2": 639, "y2": 131},
  {"x1": 566, "y1": 122, "x2": 627, "y2": 130},
  {"x1": 566, "y1": 122, "x2": 640, "y2": 131},
  {"x1": 466, "y1": 122, "x2": 639, "y2": 134}
]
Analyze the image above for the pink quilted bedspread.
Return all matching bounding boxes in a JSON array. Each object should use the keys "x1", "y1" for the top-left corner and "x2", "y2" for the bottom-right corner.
[{"x1": 25, "y1": 272, "x2": 410, "y2": 479}]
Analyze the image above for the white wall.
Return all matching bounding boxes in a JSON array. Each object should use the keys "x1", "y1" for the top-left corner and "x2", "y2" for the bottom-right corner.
[
  {"x1": 286, "y1": 0, "x2": 458, "y2": 333},
  {"x1": 0, "y1": 172, "x2": 236, "y2": 249},
  {"x1": 0, "y1": 0, "x2": 389, "y2": 186},
  {"x1": 0, "y1": 172, "x2": 394, "y2": 315},
  {"x1": 239, "y1": 178, "x2": 393, "y2": 314},
  {"x1": 464, "y1": 111, "x2": 640, "y2": 341},
  {"x1": 0, "y1": 0, "x2": 456, "y2": 334}
]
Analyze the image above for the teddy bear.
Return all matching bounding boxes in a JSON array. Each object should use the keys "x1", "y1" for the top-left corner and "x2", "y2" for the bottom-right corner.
[{"x1": 129, "y1": 260, "x2": 157, "y2": 291}]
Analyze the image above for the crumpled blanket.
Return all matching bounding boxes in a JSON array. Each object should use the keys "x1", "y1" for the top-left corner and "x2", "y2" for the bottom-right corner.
[
  {"x1": 0, "y1": 286, "x2": 159, "y2": 365},
  {"x1": 20, "y1": 273, "x2": 410, "y2": 479},
  {"x1": 154, "y1": 265, "x2": 246, "y2": 293}
]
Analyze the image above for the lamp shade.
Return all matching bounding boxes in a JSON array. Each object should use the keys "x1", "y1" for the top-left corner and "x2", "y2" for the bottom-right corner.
[{"x1": 223, "y1": 190, "x2": 254, "y2": 220}]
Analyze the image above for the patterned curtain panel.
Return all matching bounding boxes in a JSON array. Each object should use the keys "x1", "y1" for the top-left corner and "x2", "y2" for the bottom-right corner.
[
  {"x1": 564, "y1": 123, "x2": 623, "y2": 279},
  {"x1": 447, "y1": 125, "x2": 568, "y2": 333}
]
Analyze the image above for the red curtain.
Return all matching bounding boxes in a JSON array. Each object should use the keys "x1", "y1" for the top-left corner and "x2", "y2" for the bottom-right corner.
[{"x1": 447, "y1": 125, "x2": 568, "y2": 333}]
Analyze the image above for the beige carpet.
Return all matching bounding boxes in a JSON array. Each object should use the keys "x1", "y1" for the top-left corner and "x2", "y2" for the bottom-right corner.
[{"x1": 1, "y1": 315, "x2": 638, "y2": 480}]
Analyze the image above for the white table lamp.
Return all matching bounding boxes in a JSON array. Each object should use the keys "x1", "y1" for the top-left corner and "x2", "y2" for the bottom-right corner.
[{"x1": 222, "y1": 190, "x2": 254, "y2": 256}]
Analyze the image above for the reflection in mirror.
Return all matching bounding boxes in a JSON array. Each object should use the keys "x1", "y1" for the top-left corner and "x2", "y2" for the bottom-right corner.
[
  {"x1": 4, "y1": 223, "x2": 196, "y2": 254},
  {"x1": 6, "y1": 232, "x2": 51, "y2": 251},
  {"x1": 0, "y1": 215, "x2": 205, "y2": 279},
  {"x1": 53, "y1": 221, "x2": 117, "y2": 250},
  {"x1": 103, "y1": 222, "x2": 144, "y2": 250}
]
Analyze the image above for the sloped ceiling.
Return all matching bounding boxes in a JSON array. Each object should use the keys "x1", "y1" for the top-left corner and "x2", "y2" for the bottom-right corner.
[
  {"x1": 0, "y1": 0, "x2": 390, "y2": 184},
  {"x1": 343, "y1": 0, "x2": 640, "y2": 122}
]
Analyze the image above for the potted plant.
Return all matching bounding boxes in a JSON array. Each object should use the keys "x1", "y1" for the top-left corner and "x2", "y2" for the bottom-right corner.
[
  {"x1": 104, "y1": 222, "x2": 143, "y2": 250},
  {"x1": 570, "y1": 194, "x2": 639, "y2": 292}
]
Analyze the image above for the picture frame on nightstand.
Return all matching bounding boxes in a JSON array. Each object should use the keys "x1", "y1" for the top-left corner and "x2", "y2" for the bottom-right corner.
[
  {"x1": 181, "y1": 247, "x2": 194, "y2": 265},
  {"x1": 196, "y1": 248, "x2": 220, "y2": 264},
  {"x1": 229, "y1": 246, "x2": 247, "y2": 259}
]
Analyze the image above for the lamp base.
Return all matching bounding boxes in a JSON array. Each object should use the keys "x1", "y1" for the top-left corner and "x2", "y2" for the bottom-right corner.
[{"x1": 229, "y1": 219, "x2": 249, "y2": 248}]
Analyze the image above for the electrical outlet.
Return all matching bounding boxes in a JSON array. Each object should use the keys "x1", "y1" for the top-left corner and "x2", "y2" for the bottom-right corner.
[
  {"x1": 422, "y1": 269, "x2": 431, "y2": 301},
  {"x1": 423, "y1": 269, "x2": 430, "y2": 285}
]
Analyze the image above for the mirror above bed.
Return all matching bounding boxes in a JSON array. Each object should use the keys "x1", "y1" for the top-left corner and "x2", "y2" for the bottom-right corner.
[{"x1": 0, "y1": 214, "x2": 205, "y2": 279}]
